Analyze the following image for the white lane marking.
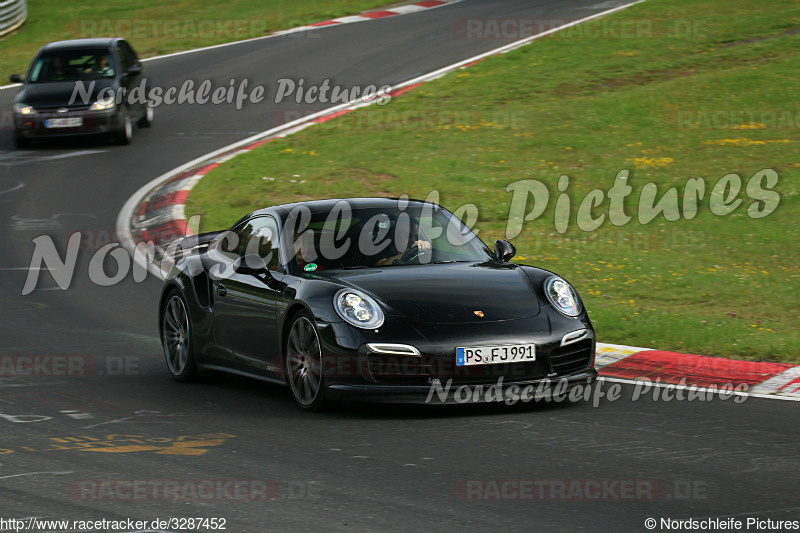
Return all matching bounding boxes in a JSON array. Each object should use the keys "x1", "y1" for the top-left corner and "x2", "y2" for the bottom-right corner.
[
  {"x1": 0, "y1": 471, "x2": 72, "y2": 480},
  {"x1": 0, "y1": 412, "x2": 53, "y2": 423},
  {"x1": 598, "y1": 377, "x2": 800, "y2": 402},
  {"x1": 117, "y1": 0, "x2": 647, "y2": 280},
  {"x1": 0, "y1": 150, "x2": 107, "y2": 166},
  {"x1": 0, "y1": 379, "x2": 69, "y2": 388},
  {"x1": 60, "y1": 410, "x2": 95, "y2": 419},
  {"x1": 0, "y1": 178, "x2": 24, "y2": 194},
  {"x1": 10, "y1": 213, "x2": 96, "y2": 231},
  {"x1": 81, "y1": 410, "x2": 173, "y2": 429}
]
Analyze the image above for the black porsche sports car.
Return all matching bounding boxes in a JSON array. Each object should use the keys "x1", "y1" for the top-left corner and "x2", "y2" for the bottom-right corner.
[{"x1": 159, "y1": 198, "x2": 597, "y2": 410}]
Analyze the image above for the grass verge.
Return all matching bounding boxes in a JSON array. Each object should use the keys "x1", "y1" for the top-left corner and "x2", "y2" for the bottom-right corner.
[
  {"x1": 1, "y1": 0, "x2": 392, "y2": 77},
  {"x1": 186, "y1": 0, "x2": 800, "y2": 363}
]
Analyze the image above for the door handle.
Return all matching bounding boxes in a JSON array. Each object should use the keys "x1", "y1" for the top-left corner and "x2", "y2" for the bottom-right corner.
[{"x1": 216, "y1": 284, "x2": 228, "y2": 297}]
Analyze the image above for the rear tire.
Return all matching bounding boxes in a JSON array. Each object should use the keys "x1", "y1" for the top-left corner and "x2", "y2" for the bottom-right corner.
[
  {"x1": 285, "y1": 311, "x2": 329, "y2": 411},
  {"x1": 137, "y1": 103, "x2": 153, "y2": 128},
  {"x1": 161, "y1": 291, "x2": 198, "y2": 382}
]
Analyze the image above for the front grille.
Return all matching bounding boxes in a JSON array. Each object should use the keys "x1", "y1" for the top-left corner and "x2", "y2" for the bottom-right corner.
[
  {"x1": 34, "y1": 105, "x2": 91, "y2": 113},
  {"x1": 550, "y1": 339, "x2": 593, "y2": 375}
]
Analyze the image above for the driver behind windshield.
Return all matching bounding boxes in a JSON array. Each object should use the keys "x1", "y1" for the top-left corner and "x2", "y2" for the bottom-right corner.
[
  {"x1": 86, "y1": 54, "x2": 114, "y2": 76},
  {"x1": 375, "y1": 217, "x2": 431, "y2": 266},
  {"x1": 293, "y1": 230, "x2": 320, "y2": 272}
]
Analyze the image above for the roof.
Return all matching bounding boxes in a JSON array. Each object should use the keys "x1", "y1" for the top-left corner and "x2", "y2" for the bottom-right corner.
[
  {"x1": 251, "y1": 197, "x2": 435, "y2": 218},
  {"x1": 39, "y1": 38, "x2": 122, "y2": 52}
]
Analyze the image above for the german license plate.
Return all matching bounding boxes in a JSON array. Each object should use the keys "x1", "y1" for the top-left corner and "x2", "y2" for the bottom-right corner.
[
  {"x1": 456, "y1": 344, "x2": 536, "y2": 366},
  {"x1": 45, "y1": 117, "x2": 82, "y2": 128}
]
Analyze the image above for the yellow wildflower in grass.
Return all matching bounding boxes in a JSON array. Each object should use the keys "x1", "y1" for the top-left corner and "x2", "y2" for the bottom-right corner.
[
  {"x1": 629, "y1": 157, "x2": 674, "y2": 169},
  {"x1": 731, "y1": 123, "x2": 767, "y2": 130},
  {"x1": 704, "y1": 139, "x2": 792, "y2": 146}
]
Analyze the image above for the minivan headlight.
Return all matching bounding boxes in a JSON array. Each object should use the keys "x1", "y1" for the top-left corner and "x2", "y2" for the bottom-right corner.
[{"x1": 14, "y1": 103, "x2": 34, "y2": 115}]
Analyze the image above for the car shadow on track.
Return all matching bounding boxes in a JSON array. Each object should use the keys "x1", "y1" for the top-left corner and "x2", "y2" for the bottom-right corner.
[{"x1": 195, "y1": 373, "x2": 589, "y2": 420}]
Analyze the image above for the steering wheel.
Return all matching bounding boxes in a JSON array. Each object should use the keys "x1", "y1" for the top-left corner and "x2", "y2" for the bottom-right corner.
[{"x1": 399, "y1": 244, "x2": 420, "y2": 264}]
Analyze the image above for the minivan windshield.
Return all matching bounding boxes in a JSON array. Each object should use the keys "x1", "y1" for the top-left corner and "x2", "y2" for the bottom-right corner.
[{"x1": 29, "y1": 50, "x2": 115, "y2": 83}]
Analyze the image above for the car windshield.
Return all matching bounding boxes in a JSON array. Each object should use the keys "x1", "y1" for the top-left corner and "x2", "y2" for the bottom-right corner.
[
  {"x1": 285, "y1": 203, "x2": 493, "y2": 272},
  {"x1": 29, "y1": 50, "x2": 115, "y2": 82}
]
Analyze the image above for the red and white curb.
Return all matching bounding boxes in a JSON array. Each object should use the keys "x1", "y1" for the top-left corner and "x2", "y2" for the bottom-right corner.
[
  {"x1": 275, "y1": 1, "x2": 460, "y2": 35},
  {"x1": 116, "y1": 0, "x2": 800, "y2": 401},
  {"x1": 594, "y1": 344, "x2": 800, "y2": 400}
]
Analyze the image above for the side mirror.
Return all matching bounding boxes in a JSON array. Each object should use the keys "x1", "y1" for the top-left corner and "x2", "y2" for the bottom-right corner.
[
  {"x1": 494, "y1": 239, "x2": 516, "y2": 262},
  {"x1": 233, "y1": 254, "x2": 268, "y2": 276},
  {"x1": 9, "y1": 74, "x2": 22, "y2": 83}
]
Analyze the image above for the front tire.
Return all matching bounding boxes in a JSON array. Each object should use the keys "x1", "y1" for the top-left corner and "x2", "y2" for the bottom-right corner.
[
  {"x1": 285, "y1": 311, "x2": 328, "y2": 411},
  {"x1": 14, "y1": 132, "x2": 31, "y2": 149},
  {"x1": 115, "y1": 109, "x2": 132, "y2": 145},
  {"x1": 161, "y1": 292, "x2": 198, "y2": 382}
]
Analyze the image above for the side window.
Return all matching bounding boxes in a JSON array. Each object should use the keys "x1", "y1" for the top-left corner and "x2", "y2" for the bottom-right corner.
[
  {"x1": 245, "y1": 217, "x2": 281, "y2": 271},
  {"x1": 217, "y1": 217, "x2": 281, "y2": 271},
  {"x1": 123, "y1": 42, "x2": 139, "y2": 66},
  {"x1": 217, "y1": 225, "x2": 249, "y2": 259},
  {"x1": 116, "y1": 43, "x2": 132, "y2": 73}
]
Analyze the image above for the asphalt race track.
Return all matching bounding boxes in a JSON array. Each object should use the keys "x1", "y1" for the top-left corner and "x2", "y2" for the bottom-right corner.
[{"x1": 0, "y1": 1, "x2": 798, "y2": 530}]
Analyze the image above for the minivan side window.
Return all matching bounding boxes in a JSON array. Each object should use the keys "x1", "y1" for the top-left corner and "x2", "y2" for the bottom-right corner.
[{"x1": 116, "y1": 43, "x2": 132, "y2": 73}]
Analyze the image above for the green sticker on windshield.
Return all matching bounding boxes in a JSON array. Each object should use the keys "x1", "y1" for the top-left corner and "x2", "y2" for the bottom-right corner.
[{"x1": 304, "y1": 263, "x2": 318, "y2": 272}]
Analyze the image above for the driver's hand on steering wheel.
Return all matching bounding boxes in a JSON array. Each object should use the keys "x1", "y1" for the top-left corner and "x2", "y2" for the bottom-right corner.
[{"x1": 416, "y1": 239, "x2": 431, "y2": 251}]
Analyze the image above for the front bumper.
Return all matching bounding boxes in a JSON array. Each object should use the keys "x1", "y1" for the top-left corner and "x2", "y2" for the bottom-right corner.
[
  {"x1": 14, "y1": 108, "x2": 121, "y2": 138},
  {"x1": 316, "y1": 309, "x2": 597, "y2": 403},
  {"x1": 327, "y1": 367, "x2": 598, "y2": 404}
]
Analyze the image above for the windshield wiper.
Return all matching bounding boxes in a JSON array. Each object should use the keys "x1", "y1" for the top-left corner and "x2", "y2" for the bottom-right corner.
[
  {"x1": 341, "y1": 265, "x2": 370, "y2": 270},
  {"x1": 431, "y1": 260, "x2": 472, "y2": 264}
]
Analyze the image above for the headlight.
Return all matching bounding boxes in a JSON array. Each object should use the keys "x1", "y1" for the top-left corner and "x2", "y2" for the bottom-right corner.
[
  {"x1": 334, "y1": 289, "x2": 384, "y2": 329},
  {"x1": 89, "y1": 99, "x2": 116, "y2": 111},
  {"x1": 544, "y1": 276, "x2": 582, "y2": 317},
  {"x1": 13, "y1": 103, "x2": 33, "y2": 115}
]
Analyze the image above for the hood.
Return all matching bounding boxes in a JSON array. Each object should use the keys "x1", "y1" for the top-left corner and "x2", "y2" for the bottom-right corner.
[
  {"x1": 16, "y1": 79, "x2": 116, "y2": 108},
  {"x1": 321, "y1": 262, "x2": 540, "y2": 324}
]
